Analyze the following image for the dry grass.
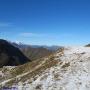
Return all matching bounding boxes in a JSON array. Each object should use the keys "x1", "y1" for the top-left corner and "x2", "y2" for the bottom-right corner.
[
  {"x1": 20, "y1": 55, "x2": 59, "y2": 82},
  {"x1": 11, "y1": 49, "x2": 62, "y2": 77},
  {"x1": 54, "y1": 73, "x2": 61, "y2": 80},
  {"x1": 4, "y1": 54, "x2": 59, "y2": 86},
  {"x1": 11, "y1": 58, "x2": 42, "y2": 76},
  {"x1": 61, "y1": 62, "x2": 70, "y2": 68}
]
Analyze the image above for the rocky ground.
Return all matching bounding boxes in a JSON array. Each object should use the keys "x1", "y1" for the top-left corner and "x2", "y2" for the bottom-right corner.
[{"x1": 0, "y1": 46, "x2": 90, "y2": 90}]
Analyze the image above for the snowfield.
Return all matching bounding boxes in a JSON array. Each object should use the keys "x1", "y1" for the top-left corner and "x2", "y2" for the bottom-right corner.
[
  {"x1": 0, "y1": 46, "x2": 90, "y2": 90},
  {"x1": 29, "y1": 46, "x2": 90, "y2": 90}
]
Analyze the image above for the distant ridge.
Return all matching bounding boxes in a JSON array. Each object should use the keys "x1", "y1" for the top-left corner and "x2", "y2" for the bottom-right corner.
[{"x1": 12, "y1": 42, "x2": 61, "y2": 51}]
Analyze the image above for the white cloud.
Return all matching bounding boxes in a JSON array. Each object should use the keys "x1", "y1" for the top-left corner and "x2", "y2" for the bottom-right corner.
[
  {"x1": 19, "y1": 32, "x2": 48, "y2": 37},
  {"x1": 19, "y1": 32, "x2": 39, "y2": 37},
  {"x1": 19, "y1": 32, "x2": 73, "y2": 39}
]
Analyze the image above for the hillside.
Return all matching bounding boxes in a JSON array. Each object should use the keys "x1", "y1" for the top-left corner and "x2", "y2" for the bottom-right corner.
[
  {"x1": 12, "y1": 42, "x2": 55, "y2": 61},
  {"x1": 21, "y1": 47, "x2": 53, "y2": 61},
  {"x1": 0, "y1": 46, "x2": 90, "y2": 90},
  {"x1": 0, "y1": 39, "x2": 30, "y2": 68}
]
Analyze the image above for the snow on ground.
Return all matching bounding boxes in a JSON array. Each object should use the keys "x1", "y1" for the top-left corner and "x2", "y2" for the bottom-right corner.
[
  {"x1": 28, "y1": 46, "x2": 90, "y2": 90},
  {"x1": 0, "y1": 46, "x2": 90, "y2": 90}
]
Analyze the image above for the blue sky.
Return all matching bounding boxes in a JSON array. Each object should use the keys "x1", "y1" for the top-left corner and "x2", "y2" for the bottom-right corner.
[{"x1": 0, "y1": 0, "x2": 90, "y2": 46}]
